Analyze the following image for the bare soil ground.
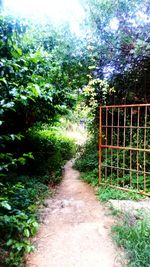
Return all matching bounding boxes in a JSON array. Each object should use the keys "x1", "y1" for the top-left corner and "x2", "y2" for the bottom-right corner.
[{"x1": 27, "y1": 160, "x2": 124, "y2": 267}]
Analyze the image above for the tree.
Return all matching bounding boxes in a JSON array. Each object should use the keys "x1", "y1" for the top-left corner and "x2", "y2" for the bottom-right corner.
[
  {"x1": 0, "y1": 15, "x2": 94, "y2": 182},
  {"x1": 81, "y1": 0, "x2": 150, "y2": 103}
]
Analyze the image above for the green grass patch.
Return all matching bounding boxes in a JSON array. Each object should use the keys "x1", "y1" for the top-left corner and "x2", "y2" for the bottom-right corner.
[
  {"x1": 96, "y1": 186, "x2": 146, "y2": 202},
  {"x1": 80, "y1": 169, "x2": 98, "y2": 187},
  {"x1": 112, "y1": 216, "x2": 150, "y2": 267}
]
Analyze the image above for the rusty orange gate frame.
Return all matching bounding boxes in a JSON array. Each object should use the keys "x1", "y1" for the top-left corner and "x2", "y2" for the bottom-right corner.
[{"x1": 99, "y1": 104, "x2": 150, "y2": 196}]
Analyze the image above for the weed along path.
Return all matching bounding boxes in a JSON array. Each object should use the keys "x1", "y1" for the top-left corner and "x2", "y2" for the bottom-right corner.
[{"x1": 27, "y1": 160, "x2": 123, "y2": 267}]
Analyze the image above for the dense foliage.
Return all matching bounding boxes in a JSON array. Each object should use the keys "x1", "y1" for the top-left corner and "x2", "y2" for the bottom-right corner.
[
  {"x1": 0, "y1": 0, "x2": 150, "y2": 265},
  {"x1": 0, "y1": 15, "x2": 84, "y2": 266},
  {"x1": 83, "y1": 0, "x2": 150, "y2": 103},
  {"x1": 74, "y1": 2, "x2": 150, "y2": 266},
  {"x1": 0, "y1": 14, "x2": 92, "y2": 181},
  {"x1": 76, "y1": 0, "x2": 150, "y2": 191}
]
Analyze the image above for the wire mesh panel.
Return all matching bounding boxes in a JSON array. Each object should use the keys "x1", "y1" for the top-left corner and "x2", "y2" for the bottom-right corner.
[{"x1": 99, "y1": 104, "x2": 150, "y2": 196}]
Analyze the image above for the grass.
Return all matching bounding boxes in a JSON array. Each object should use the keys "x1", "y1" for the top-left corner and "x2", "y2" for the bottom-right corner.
[
  {"x1": 96, "y1": 186, "x2": 146, "y2": 202},
  {"x1": 112, "y1": 214, "x2": 150, "y2": 267},
  {"x1": 80, "y1": 171, "x2": 150, "y2": 266},
  {"x1": 98, "y1": 186, "x2": 150, "y2": 267},
  {"x1": 95, "y1": 185, "x2": 150, "y2": 266},
  {"x1": 75, "y1": 139, "x2": 150, "y2": 266},
  {"x1": 80, "y1": 170, "x2": 147, "y2": 203},
  {"x1": 80, "y1": 170, "x2": 98, "y2": 187},
  {"x1": 79, "y1": 168, "x2": 145, "y2": 202}
]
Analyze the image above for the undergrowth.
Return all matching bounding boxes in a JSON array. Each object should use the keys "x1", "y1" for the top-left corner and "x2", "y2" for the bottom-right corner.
[
  {"x1": 0, "y1": 179, "x2": 49, "y2": 267},
  {"x1": 74, "y1": 138, "x2": 98, "y2": 172},
  {"x1": 75, "y1": 137, "x2": 98, "y2": 187},
  {"x1": 75, "y1": 137, "x2": 150, "y2": 266},
  {"x1": 26, "y1": 126, "x2": 77, "y2": 183},
  {"x1": 0, "y1": 125, "x2": 76, "y2": 267},
  {"x1": 112, "y1": 215, "x2": 150, "y2": 267},
  {"x1": 80, "y1": 170, "x2": 98, "y2": 187},
  {"x1": 96, "y1": 186, "x2": 145, "y2": 202},
  {"x1": 75, "y1": 138, "x2": 144, "y2": 201}
]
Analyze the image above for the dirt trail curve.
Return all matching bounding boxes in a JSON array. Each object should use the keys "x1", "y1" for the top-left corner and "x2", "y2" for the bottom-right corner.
[{"x1": 27, "y1": 160, "x2": 124, "y2": 267}]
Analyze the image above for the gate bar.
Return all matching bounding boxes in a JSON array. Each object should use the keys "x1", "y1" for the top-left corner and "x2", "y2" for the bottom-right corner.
[
  {"x1": 101, "y1": 145, "x2": 150, "y2": 153},
  {"x1": 101, "y1": 104, "x2": 150, "y2": 108},
  {"x1": 99, "y1": 104, "x2": 150, "y2": 196},
  {"x1": 99, "y1": 183, "x2": 150, "y2": 197}
]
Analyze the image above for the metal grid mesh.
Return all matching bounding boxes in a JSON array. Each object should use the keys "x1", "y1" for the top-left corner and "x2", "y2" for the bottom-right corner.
[{"x1": 99, "y1": 104, "x2": 150, "y2": 196}]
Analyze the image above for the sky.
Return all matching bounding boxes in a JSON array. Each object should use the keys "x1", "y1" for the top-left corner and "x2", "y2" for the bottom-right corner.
[
  {"x1": 3, "y1": 0, "x2": 86, "y2": 35},
  {"x1": 4, "y1": 0, "x2": 85, "y2": 27},
  {"x1": 3, "y1": 0, "x2": 149, "y2": 37},
  {"x1": 3, "y1": 0, "x2": 120, "y2": 35}
]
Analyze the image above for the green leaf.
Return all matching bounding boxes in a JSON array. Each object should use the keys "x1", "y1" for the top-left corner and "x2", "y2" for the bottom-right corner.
[
  {"x1": 3, "y1": 102, "x2": 15, "y2": 108},
  {"x1": 24, "y1": 229, "x2": 30, "y2": 238},
  {"x1": 16, "y1": 47, "x2": 22, "y2": 56},
  {"x1": 23, "y1": 152, "x2": 34, "y2": 159},
  {"x1": 1, "y1": 200, "x2": 11, "y2": 210},
  {"x1": 0, "y1": 77, "x2": 7, "y2": 85},
  {"x1": 20, "y1": 95, "x2": 27, "y2": 100},
  {"x1": 25, "y1": 244, "x2": 35, "y2": 253},
  {"x1": 27, "y1": 84, "x2": 41, "y2": 97},
  {"x1": 18, "y1": 157, "x2": 26, "y2": 165},
  {"x1": 31, "y1": 221, "x2": 39, "y2": 235},
  {"x1": 6, "y1": 239, "x2": 14, "y2": 246}
]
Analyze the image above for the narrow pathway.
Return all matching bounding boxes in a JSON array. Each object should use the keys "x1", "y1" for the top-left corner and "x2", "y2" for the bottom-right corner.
[{"x1": 27, "y1": 160, "x2": 123, "y2": 267}]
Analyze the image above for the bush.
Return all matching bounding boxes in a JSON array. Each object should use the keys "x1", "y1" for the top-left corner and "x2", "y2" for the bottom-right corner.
[
  {"x1": 75, "y1": 138, "x2": 98, "y2": 172},
  {"x1": 26, "y1": 127, "x2": 77, "y2": 183},
  {"x1": 74, "y1": 138, "x2": 98, "y2": 186},
  {"x1": 0, "y1": 179, "x2": 49, "y2": 266},
  {"x1": 0, "y1": 125, "x2": 77, "y2": 266},
  {"x1": 80, "y1": 169, "x2": 98, "y2": 187}
]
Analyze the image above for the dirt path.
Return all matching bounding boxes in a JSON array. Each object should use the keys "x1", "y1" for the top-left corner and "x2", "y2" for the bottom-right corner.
[{"x1": 27, "y1": 160, "x2": 124, "y2": 267}]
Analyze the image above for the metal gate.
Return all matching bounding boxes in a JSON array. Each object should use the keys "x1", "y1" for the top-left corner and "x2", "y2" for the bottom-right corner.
[{"x1": 99, "y1": 104, "x2": 150, "y2": 196}]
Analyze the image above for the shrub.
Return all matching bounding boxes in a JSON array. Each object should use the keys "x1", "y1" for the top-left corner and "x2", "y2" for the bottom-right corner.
[
  {"x1": 75, "y1": 138, "x2": 98, "y2": 172},
  {"x1": 0, "y1": 125, "x2": 77, "y2": 266},
  {"x1": 26, "y1": 127, "x2": 77, "y2": 183},
  {"x1": 80, "y1": 169, "x2": 98, "y2": 187},
  {"x1": 0, "y1": 179, "x2": 49, "y2": 266}
]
